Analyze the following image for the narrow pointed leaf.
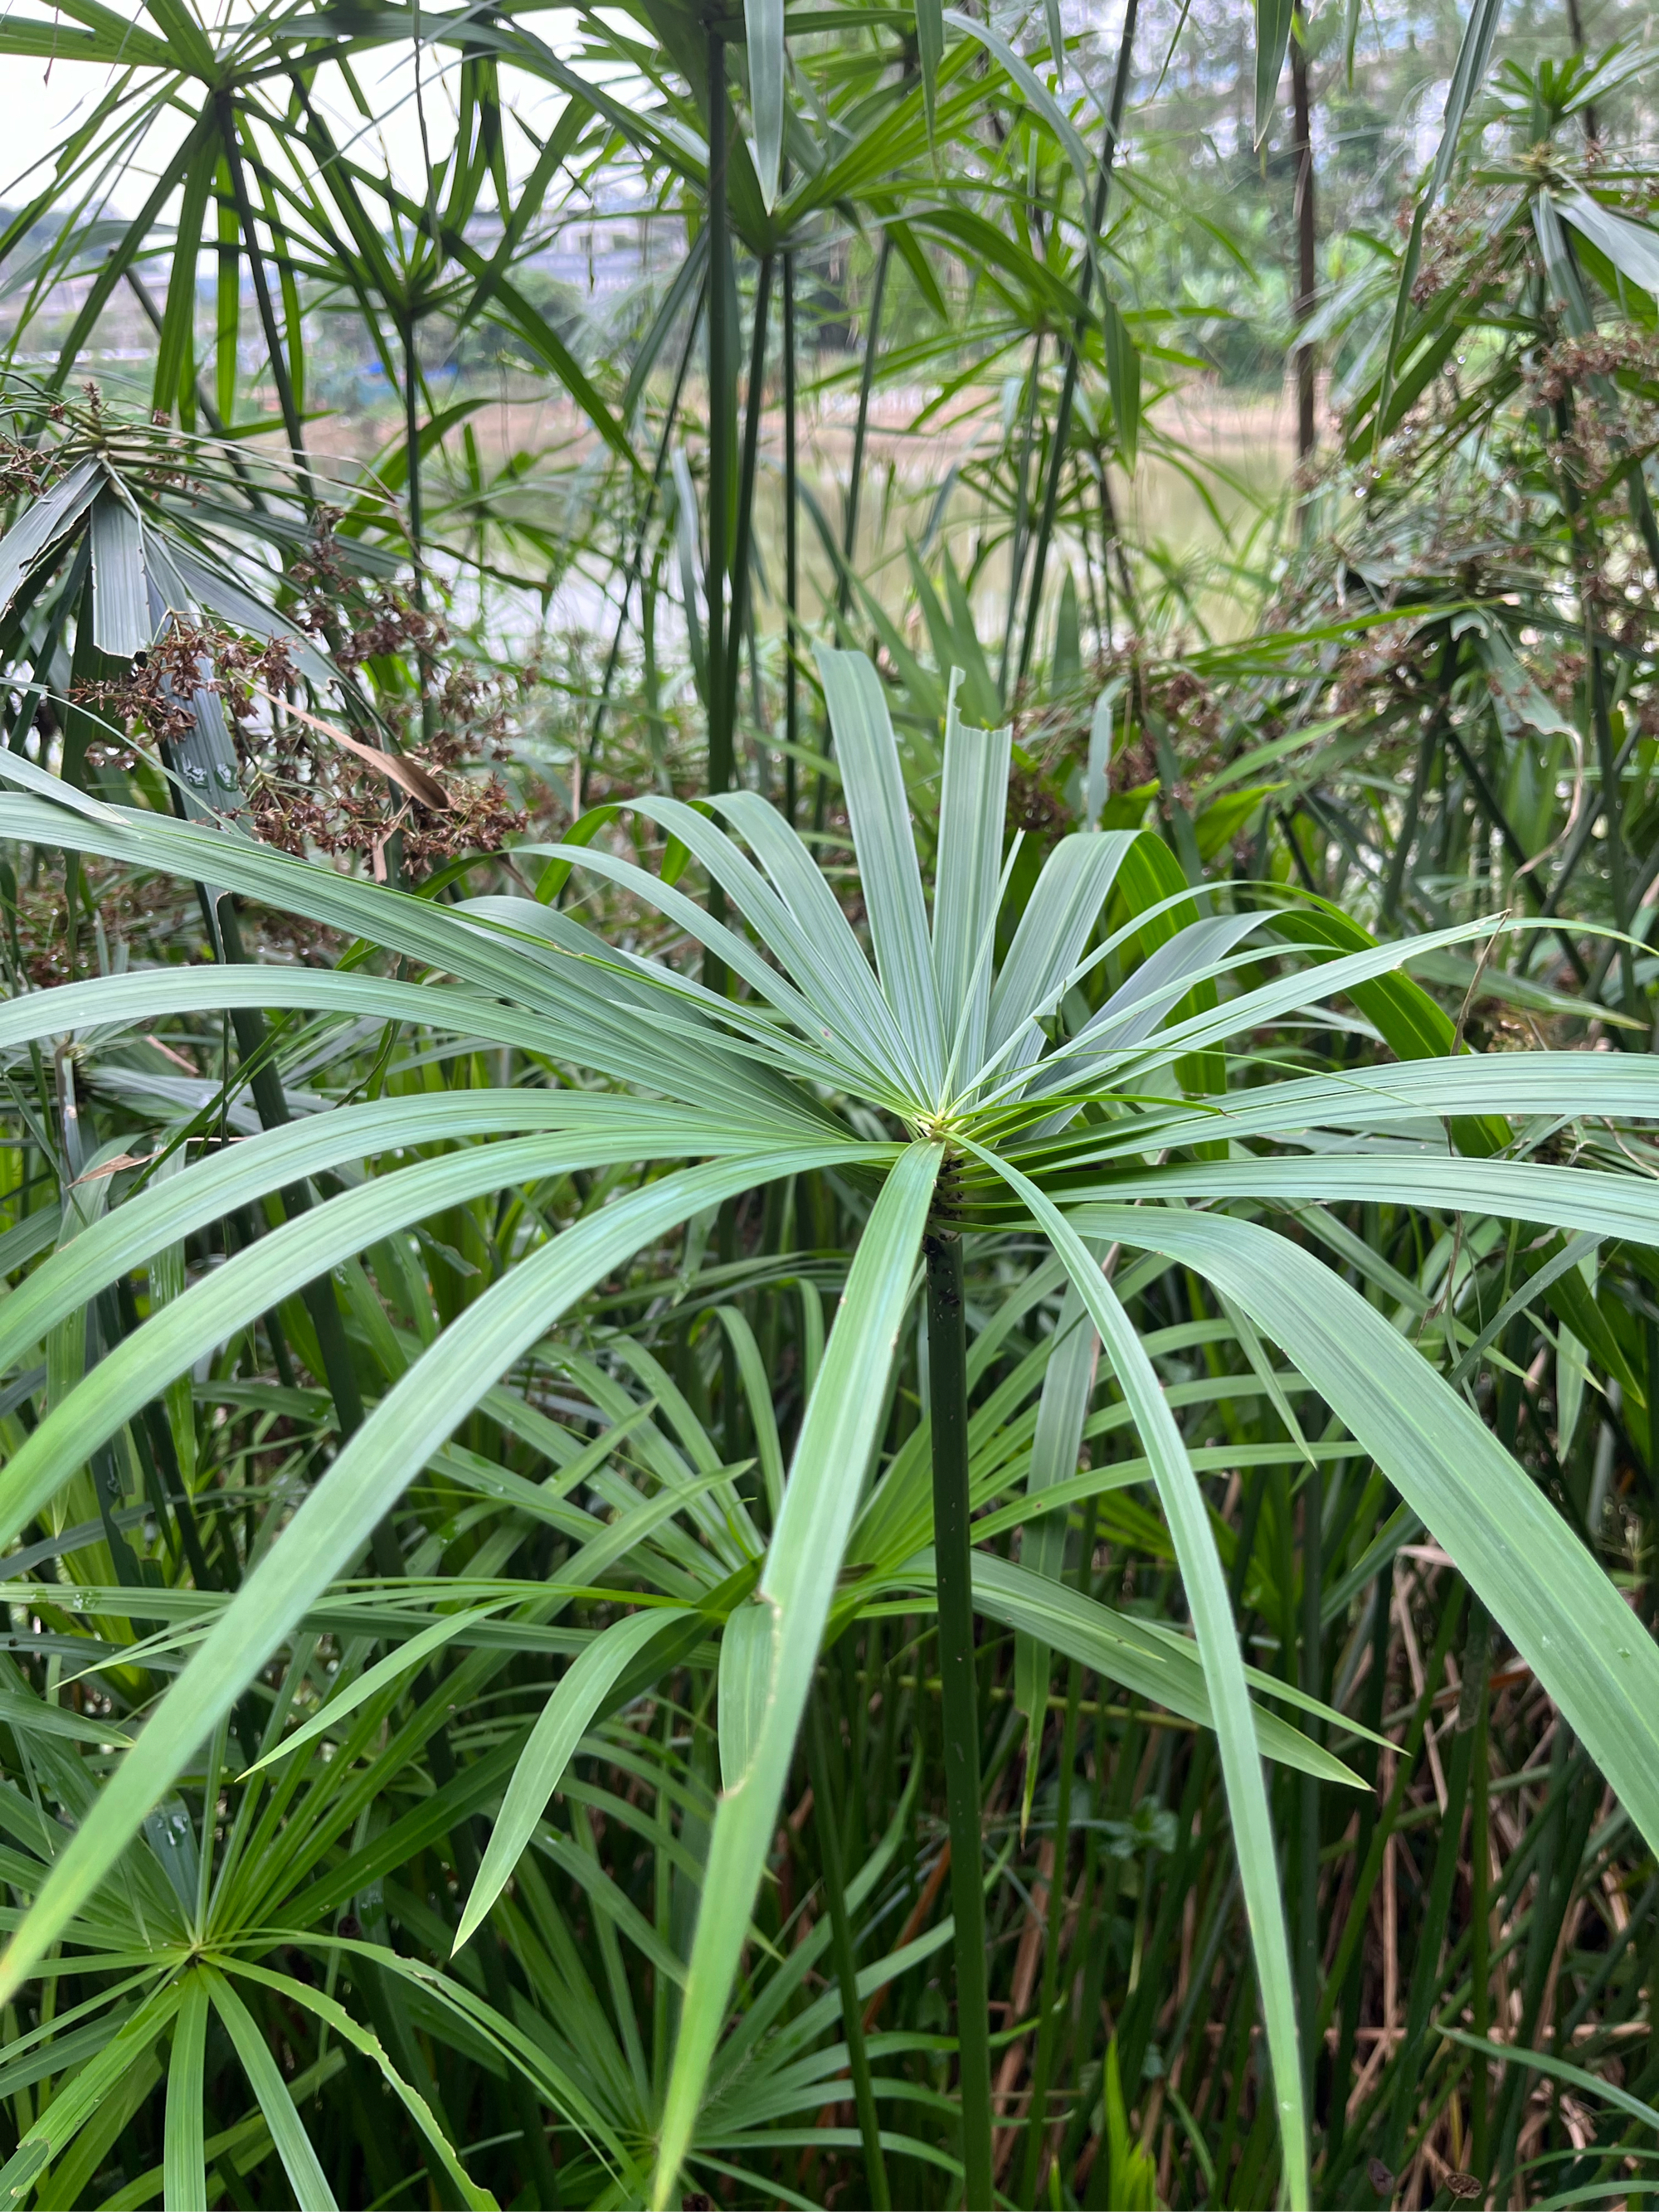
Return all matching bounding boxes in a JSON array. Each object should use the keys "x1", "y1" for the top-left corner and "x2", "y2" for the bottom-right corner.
[
  {"x1": 964, "y1": 1551, "x2": 1363, "y2": 1785},
  {"x1": 0, "y1": 1147, "x2": 868, "y2": 2005},
  {"x1": 0, "y1": 1986, "x2": 183, "y2": 2205},
  {"x1": 163, "y1": 1976, "x2": 208, "y2": 2212},
  {"x1": 816, "y1": 648, "x2": 945, "y2": 1093},
  {"x1": 654, "y1": 1143, "x2": 940, "y2": 2206},
  {"x1": 933, "y1": 688, "x2": 1012, "y2": 1085},
  {"x1": 204, "y1": 1970, "x2": 337, "y2": 2212},
  {"x1": 458, "y1": 1606, "x2": 690, "y2": 1952},
  {"x1": 0, "y1": 459, "x2": 100, "y2": 619},
  {"x1": 245, "y1": 1604, "x2": 518, "y2": 1777},
  {"x1": 1254, "y1": 0, "x2": 1294, "y2": 144},
  {"x1": 89, "y1": 491, "x2": 148, "y2": 659},
  {"x1": 1069, "y1": 1203, "x2": 1659, "y2": 1864},
  {"x1": 917, "y1": 0, "x2": 942, "y2": 137},
  {"x1": 745, "y1": 0, "x2": 784, "y2": 208},
  {"x1": 1012, "y1": 1277, "x2": 1097, "y2": 1747},
  {"x1": 967, "y1": 1145, "x2": 1310, "y2": 2210},
  {"x1": 1102, "y1": 292, "x2": 1141, "y2": 467},
  {"x1": 718, "y1": 1597, "x2": 777, "y2": 1792},
  {"x1": 985, "y1": 832, "x2": 1138, "y2": 1079}
]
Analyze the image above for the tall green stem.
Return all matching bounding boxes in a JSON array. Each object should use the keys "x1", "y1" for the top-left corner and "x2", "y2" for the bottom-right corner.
[
  {"x1": 1549, "y1": 384, "x2": 1640, "y2": 1028},
  {"x1": 705, "y1": 27, "x2": 733, "y2": 808},
  {"x1": 587, "y1": 289, "x2": 703, "y2": 768},
  {"x1": 1290, "y1": 20, "x2": 1318, "y2": 481},
  {"x1": 217, "y1": 98, "x2": 312, "y2": 507},
  {"x1": 1467, "y1": 1601, "x2": 1492, "y2": 2185},
  {"x1": 1017, "y1": 1495, "x2": 1097, "y2": 2205},
  {"x1": 1016, "y1": 0, "x2": 1138, "y2": 687},
  {"x1": 1381, "y1": 632, "x2": 1457, "y2": 925},
  {"x1": 1297, "y1": 1462, "x2": 1322, "y2": 2132},
  {"x1": 1587, "y1": 627, "x2": 1637, "y2": 1020},
  {"x1": 926, "y1": 1227, "x2": 993, "y2": 2210},
  {"x1": 783, "y1": 247, "x2": 800, "y2": 827},
  {"x1": 402, "y1": 314, "x2": 435, "y2": 754},
  {"x1": 805, "y1": 1694, "x2": 892, "y2": 2208},
  {"x1": 836, "y1": 231, "x2": 893, "y2": 625},
  {"x1": 727, "y1": 253, "x2": 774, "y2": 756},
  {"x1": 998, "y1": 335, "x2": 1045, "y2": 704}
]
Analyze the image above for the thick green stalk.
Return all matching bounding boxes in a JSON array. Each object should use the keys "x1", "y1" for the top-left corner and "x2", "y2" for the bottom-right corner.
[
  {"x1": 1018, "y1": 1497, "x2": 1098, "y2": 2205},
  {"x1": 705, "y1": 27, "x2": 733, "y2": 806},
  {"x1": 1469, "y1": 1622, "x2": 1491, "y2": 2181},
  {"x1": 805, "y1": 1693, "x2": 891, "y2": 2209},
  {"x1": 815, "y1": 230, "x2": 893, "y2": 837},
  {"x1": 1290, "y1": 21, "x2": 1317, "y2": 478},
  {"x1": 1586, "y1": 626, "x2": 1637, "y2": 1021},
  {"x1": 1381, "y1": 633, "x2": 1457, "y2": 925},
  {"x1": 402, "y1": 313, "x2": 435, "y2": 754},
  {"x1": 1545, "y1": 387, "x2": 1639, "y2": 1024},
  {"x1": 1297, "y1": 1461, "x2": 1322, "y2": 2125},
  {"x1": 926, "y1": 1226, "x2": 994, "y2": 2210},
  {"x1": 998, "y1": 335, "x2": 1046, "y2": 703},
  {"x1": 783, "y1": 248, "x2": 799, "y2": 827},
  {"x1": 699, "y1": 27, "x2": 734, "y2": 1013},
  {"x1": 726, "y1": 253, "x2": 774, "y2": 755},
  {"x1": 653, "y1": 1695, "x2": 675, "y2": 2087},
  {"x1": 1323, "y1": 1571, "x2": 1392, "y2": 2181}
]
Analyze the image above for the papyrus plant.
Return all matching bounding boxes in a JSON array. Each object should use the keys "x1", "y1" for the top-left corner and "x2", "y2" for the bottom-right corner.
[{"x1": 3, "y1": 650, "x2": 1659, "y2": 2207}]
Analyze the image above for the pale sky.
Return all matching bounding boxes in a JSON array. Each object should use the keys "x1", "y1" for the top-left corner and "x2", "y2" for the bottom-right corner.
[{"x1": 0, "y1": 16, "x2": 586, "y2": 221}]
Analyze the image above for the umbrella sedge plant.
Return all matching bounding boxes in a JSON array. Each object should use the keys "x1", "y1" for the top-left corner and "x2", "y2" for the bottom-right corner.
[{"x1": 3, "y1": 650, "x2": 1659, "y2": 2206}]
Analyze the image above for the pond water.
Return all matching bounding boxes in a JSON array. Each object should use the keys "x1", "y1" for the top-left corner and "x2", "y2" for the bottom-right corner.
[{"x1": 287, "y1": 376, "x2": 1298, "y2": 666}]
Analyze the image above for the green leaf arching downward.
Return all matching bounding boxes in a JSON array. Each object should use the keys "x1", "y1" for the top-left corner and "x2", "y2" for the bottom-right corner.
[
  {"x1": 1070, "y1": 1203, "x2": 1659, "y2": 1864},
  {"x1": 457, "y1": 1606, "x2": 692, "y2": 1952},
  {"x1": 0, "y1": 1148, "x2": 872, "y2": 2009},
  {"x1": 972, "y1": 1146, "x2": 1311, "y2": 2210},
  {"x1": 653, "y1": 1143, "x2": 941, "y2": 2208}
]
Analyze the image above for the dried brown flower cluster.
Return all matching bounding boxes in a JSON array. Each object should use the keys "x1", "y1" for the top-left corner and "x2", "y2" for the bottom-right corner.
[
  {"x1": 235, "y1": 688, "x2": 524, "y2": 876},
  {"x1": 1530, "y1": 328, "x2": 1659, "y2": 407},
  {"x1": 75, "y1": 622, "x2": 299, "y2": 760},
  {"x1": 291, "y1": 516, "x2": 449, "y2": 680},
  {"x1": 70, "y1": 600, "x2": 527, "y2": 878},
  {"x1": 1404, "y1": 188, "x2": 1514, "y2": 309},
  {"x1": 0, "y1": 862, "x2": 192, "y2": 989},
  {"x1": 0, "y1": 439, "x2": 54, "y2": 504},
  {"x1": 1014, "y1": 645, "x2": 1224, "y2": 828}
]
